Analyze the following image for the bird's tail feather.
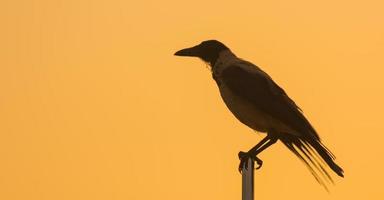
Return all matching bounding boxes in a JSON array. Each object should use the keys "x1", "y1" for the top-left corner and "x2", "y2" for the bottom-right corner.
[
  {"x1": 308, "y1": 139, "x2": 344, "y2": 177},
  {"x1": 279, "y1": 134, "x2": 344, "y2": 190}
]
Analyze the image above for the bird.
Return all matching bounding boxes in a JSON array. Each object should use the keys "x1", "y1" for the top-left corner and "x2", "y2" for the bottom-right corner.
[{"x1": 174, "y1": 40, "x2": 344, "y2": 188}]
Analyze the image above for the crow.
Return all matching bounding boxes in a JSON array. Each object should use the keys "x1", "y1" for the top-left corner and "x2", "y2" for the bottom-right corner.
[{"x1": 174, "y1": 40, "x2": 344, "y2": 188}]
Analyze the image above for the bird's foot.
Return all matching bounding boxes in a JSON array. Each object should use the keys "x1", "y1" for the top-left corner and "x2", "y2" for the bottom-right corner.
[{"x1": 238, "y1": 151, "x2": 263, "y2": 173}]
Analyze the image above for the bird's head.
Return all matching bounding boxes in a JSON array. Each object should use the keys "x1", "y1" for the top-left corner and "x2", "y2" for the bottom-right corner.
[{"x1": 174, "y1": 40, "x2": 229, "y2": 66}]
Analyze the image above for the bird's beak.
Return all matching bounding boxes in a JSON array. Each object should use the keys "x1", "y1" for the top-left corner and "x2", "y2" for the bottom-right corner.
[{"x1": 174, "y1": 45, "x2": 200, "y2": 57}]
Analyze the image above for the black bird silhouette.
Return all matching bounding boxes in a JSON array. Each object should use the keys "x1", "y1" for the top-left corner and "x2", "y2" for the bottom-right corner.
[{"x1": 174, "y1": 40, "x2": 344, "y2": 188}]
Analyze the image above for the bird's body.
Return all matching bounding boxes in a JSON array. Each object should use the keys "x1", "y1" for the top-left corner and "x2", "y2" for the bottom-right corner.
[
  {"x1": 213, "y1": 50, "x2": 300, "y2": 135},
  {"x1": 174, "y1": 40, "x2": 343, "y2": 189}
]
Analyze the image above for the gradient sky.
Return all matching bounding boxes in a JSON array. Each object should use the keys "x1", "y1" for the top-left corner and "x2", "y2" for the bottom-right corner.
[{"x1": 1, "y1": 0, "x2": 384, "y2": 199}]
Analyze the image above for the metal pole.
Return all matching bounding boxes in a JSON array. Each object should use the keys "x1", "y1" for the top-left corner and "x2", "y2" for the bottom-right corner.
[{"x1": 242, "y1": 158, "x2": 254, "y2": 200}]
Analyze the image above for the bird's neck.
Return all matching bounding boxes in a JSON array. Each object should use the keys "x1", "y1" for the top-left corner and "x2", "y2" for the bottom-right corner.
[
  {"x1": 211, "y1": 50, "x2": 238, "y2": 86},
  {"x1": 212, "y1": 50, "x2": 238, "y2": 72}
]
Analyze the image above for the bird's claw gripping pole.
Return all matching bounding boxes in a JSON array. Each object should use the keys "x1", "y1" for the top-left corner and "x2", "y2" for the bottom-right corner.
[{"x1": 238, "y1": 151, "x2": 263, "y2": 173}]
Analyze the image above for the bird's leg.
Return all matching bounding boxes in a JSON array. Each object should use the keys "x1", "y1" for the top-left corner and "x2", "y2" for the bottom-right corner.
[
  {"x1": 238, "y1": 135, "x2": 278, "y2": 173},
  {"x1": 248, "y1": 136, "x2": 278, "y2": 156},
  {"x1": 238, "y1": 136, "x2": 270, "y2": 173}
]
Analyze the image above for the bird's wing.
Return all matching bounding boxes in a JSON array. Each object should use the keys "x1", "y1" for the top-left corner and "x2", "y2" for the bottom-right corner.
[{"x1": 221, "y1": 64, "x2": 319, "y2": 140}]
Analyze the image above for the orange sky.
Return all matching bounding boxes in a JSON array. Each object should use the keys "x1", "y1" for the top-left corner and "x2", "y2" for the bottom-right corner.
[{"x1": 1, "y1": 0, "x2": 384, "y2": 199}]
